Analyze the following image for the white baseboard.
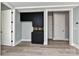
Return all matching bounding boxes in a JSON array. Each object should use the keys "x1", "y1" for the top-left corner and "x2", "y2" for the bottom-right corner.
[
  {"x1": 21, "y1": 39, "x2": 31, "y2": 41},
  {"x1": 48, "y1": 38, "x2": 53, "y2": 40},
  {"x1": 44, "y1": 40, "x2": 48, "y2": 45},
  {"x1": 1, "y1": 43, "x2": 11, "y2": 46},
  {"x1": 44, "y1": 42, "x2": 48, "y2": 45},
  {"x1": 53, "y1": 38, "x2": 68, "y2": 41},
  {"x1": 13, "y1": 39, "x2": 31, "y2": 46},
  {"x1": 2, "y1": 42, "x2": 11, "y2": 46},
  {"x1": 71, "y1": 43, "x2": 79, "y2": 49},
  {"x1": 14, "y1": 40, "x2": 21, "y2": 46}
]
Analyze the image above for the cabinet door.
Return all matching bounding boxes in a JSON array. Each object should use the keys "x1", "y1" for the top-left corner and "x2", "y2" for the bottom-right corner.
[
  {"x1": 2, "y1": 10, "x2": 11, "y2": 46},
  {"x1": 33, "y1": 13, "x2": 43, "y2": 27}
]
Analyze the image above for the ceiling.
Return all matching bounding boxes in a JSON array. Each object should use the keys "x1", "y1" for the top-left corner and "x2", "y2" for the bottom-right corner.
[{"x1": 7, "y1": 2, "x2": 79, "y2": 8}]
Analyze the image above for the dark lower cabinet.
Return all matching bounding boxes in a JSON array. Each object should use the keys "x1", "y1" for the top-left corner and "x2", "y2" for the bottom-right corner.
[{"x1": 31, "y1": 30, "x2": 44, "y2": 44}]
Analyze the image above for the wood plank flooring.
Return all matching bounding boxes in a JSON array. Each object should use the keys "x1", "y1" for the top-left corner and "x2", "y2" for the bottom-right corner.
[{"x1": 1, "y1": 40, "x2": 79, "y2": 56}]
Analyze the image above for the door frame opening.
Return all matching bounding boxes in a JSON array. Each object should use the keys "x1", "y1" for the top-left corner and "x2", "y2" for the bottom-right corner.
[
  {"x1": 48, "y1": 11, "x2": 69, "y2": 44},
  {"x1": 44, "y1": 8, "x2": 73, "y2": 46}
]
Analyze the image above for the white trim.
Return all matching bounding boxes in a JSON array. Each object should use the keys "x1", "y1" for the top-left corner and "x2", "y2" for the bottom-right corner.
[
  {"x1": 1, "y1": 9, "x2": 12, "y2": 46},
  {"x1": 2, "y1": 42, "x2": 11, "y2": 46},
  {"x1": 12, "y1": 9, "x2": 15, "y2": 46},
  {"x1": 15, "y1": 4, "x2": 78, "y2": 9},
  {"x1": 44, "y1": 10, "x2": 48, "y2": 45},
  {"x1": 69, "y1": 9, "x2": 74, "y2": 46},
  {"x1": 19, "y1": 9, "x2": 44, "y2": 12},
  {"x1": 21, "y1": 39, "x2": 31, "y2": 41},
  {"x1": 53, "y1": 38, "x2": 68, "y2": 41},
  {"x1": 14, "y1": 40, "x2": 21, "y2": 46},
  {"x1": 71, "y1": 43, "x2": 79, "y2": 49},
  {"x1": 46, "y1": 8, "x2": 71, "y2": 11},
  {"x1": 11, "y1": 10, "x2": 14, "y2": 46}
]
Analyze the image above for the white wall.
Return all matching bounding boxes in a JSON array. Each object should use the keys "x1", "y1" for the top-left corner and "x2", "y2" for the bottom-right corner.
[
  {"x1": 1, "y1": 3, "x2": 12, "y2": 46},
  {"x1": 73, "y1": 6, "x2": 79, "y2": 46},
  {"x1": 1, "y1": 10, "x2": 11, "y2": 46},
  {"x1": 22, "y1": 22, "x2": 33, "y2": 41},
  {"x1": 44, "y1": 10, "x2": 48, "y2": 45},
  {"x1": 0, "y1": 3, "x2": 1, "y2": 44},
  {"x1": 65, "y1": 12, "x2": 69, "y2": 39},
  {"x1": 14, "y1": 10, "x2": 22, "y2": 45},
  {"x1": 48, "y1": 12, "x2": 53, "y2": 39},
  {"x1": 0, "y1": 2, "x2": 1, "y2": 55}
]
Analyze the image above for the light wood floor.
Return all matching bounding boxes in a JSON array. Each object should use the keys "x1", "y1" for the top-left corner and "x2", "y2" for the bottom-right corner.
[{"x1": 1, "y1": 40, "x2": 79, "y2": 56}]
